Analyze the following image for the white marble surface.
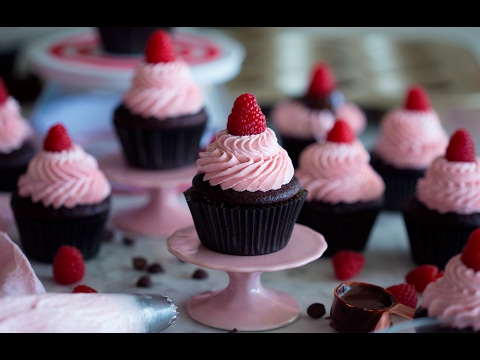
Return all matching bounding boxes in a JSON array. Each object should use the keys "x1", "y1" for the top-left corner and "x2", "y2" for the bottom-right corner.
[{"x1": 2, "y1": 180, "x2": 420, "y2": 333}]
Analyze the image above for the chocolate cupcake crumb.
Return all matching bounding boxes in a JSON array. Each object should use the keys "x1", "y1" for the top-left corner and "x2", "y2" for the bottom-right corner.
[
  {"x1": 147, "y1": 263, "x2": 164, "y2": 273},
  {"x1": 136, "y1": 275, "x2": 152, "y2": 287},
  {"x1": 307, "y1": 303, "x2": 326, "y2": 319},
  {"x1": 133, "y1": 257, "x2": 148, "y2": 270},
  {"x1": 192, "y1": 269, "x2": 208, "y2": 279},
  {"x1": 228, "y1": 328, "x2": 239, "y2": 333}
]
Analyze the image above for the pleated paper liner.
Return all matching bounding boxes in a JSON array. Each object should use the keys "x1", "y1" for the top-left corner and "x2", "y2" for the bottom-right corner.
[{"x1": 184, "y1": 188, "x2": 307, "y2": 256}]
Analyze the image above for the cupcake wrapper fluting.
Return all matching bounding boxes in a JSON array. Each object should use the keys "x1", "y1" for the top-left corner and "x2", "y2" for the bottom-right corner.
[
  {"x1": 370, "y1": 153, "x2": 425, "y2": 211},
  {"x1": 401, "y1": 196, "x2": 480, "y2": 270},
  {"x1": 184, "y1": 188, "x2": 307, "y2": 256},
  {"x1": 296, "y1": 200, "x2": 383, "y2": 257},
  {"x1": 114, "y1": 120, "x2": 206, "y2": 170},
  {"x1": 14, "y1": 213, "x2": 109, "y2": 263}
]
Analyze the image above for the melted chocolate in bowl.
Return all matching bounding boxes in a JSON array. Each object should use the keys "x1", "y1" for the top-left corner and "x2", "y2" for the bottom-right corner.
[{"x1": 330, "y1": 282, "x2": 397, "y2": 333}]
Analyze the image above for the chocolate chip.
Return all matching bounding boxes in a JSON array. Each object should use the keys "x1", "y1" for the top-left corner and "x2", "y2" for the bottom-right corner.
[
  {"x1": 136, "y1": 275, "x2": 152, "y2": 287},
  {"x1": 147, "y1": 263, "x2": 164, "y2": 273},
  {"x1": 103, "y1": 229, "x2": 114, "y2": 242},
  {"x1": 123, "y1": 236, "x2": 135, "y2": 246},
  {"x1": 192, "y1": 269, "x2": 208, "y2": 279},
  {"x1": 228, "y1": 328, "x2": 239, "y2": 333},
  {"x1": 133, "y1": 257, "x2": 148, "y2": 270},
  {"x1": 307, "y1": 303, "x2": 326, "y2": 319}
]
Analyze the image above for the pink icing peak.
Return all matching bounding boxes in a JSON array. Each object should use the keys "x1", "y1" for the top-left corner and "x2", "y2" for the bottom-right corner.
[
  {"x1": 404, "y1": 85, "x2": 430, "y2": 111},
  {"x1": 306, "y1": 62, "x2": 337, "y2": 97},
  {"x1": 145, "y1": 29, "x2": 176, "y2": 64},
  {"x1": 0, "y1": 77, "x2": 8, "y2": 105}
]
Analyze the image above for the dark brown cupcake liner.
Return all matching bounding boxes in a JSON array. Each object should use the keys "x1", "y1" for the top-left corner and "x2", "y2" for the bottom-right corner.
[
  {"x1": 184, "y1": 188, "x2": 307, "y2": 256},
  {"x1": 97, "y1": 27, "x2": 173, "y2": 54},
  {"x1": 401, "y1": 203, "x2": 477, "y2": 270},
  {"x1": 296, "y1": 200, "x2": 383, "y2": 257},
  {"x1": 370, "y1": 153, "x2": 425, "y2": 211},
  {"x1": 279, "y1": 135, "x2": 315, "y2": 169},
  {"x1": 114, "y1": 120, "x2": 206, "y2": 170},
  {"x1": 13, "y1": 212, "x2": 109, "y2": 263},
  {"x1": 0, "y1": 165, "x2": 28, "y2": 192}
]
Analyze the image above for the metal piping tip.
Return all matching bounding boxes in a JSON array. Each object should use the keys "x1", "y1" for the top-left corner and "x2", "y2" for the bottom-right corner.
[{"x1": 133, "y1": 294, "x2": 179, "y2": 333}]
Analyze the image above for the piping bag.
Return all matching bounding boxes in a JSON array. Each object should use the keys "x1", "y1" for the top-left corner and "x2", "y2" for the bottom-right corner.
[
  {"x1": 0, "y1": 231, "x2": 178, "y2": 333},
  {"x1": 0, "y1": 292, "x2": 178, "y2": 333}
]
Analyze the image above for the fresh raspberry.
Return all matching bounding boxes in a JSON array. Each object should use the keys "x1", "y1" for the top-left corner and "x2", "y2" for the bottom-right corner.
[
  {"x1": 145, "y1": 29, "x2": 176, "y2": 64},
  {"x1": 226, "y1": 93, "x2": 267, "y2": 136},
  {"x1": 53, "y1": 245, "x2": 85, "y2": 285},
  {"x1": 326, "y1": 119, "x2": 356, "y2": 144},
  {"x1": 306, "y1": 62, "x2": 337, "y2": 97},
  {"x1": 461, "y1": 228, "x2": 480, "y2": 272},
  {"x1": 0, "y1": 77, "x2": 9, "y2": 105},
  {"x1": 386, "y1": 283, "x2": 418, "y2": 309},
  {"x1": 445, "y1": 128, "x2": 476, "y2": 162},
  {"x1": 404, "y1": 85, "x2": 430, "y2": 111},
  {"x1": 435, "y1": 270, "x2": 445, "y2": 280},
  {"x1": 405, "y1": 264, "x2": 439, "y2": 292},
  {"x1": 72, "y1": 284, "x2": 98, "y2": 293},
  {"x1": 331, "y1": 250, "x2": 365, "y2": 280},
  {"x1": 43, "y1": 123, "x2": 73, "y2": 152}
]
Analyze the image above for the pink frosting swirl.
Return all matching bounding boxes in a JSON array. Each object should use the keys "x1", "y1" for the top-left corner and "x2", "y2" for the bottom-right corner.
[
  {"x1": 295, "y1": 140, "x2": 385, "y2": 203},
  {"x1": 122, "y1": 60, "x2": 204, "y2": 119},
  {"x1": 0, "y1": 97, "x2": 34, "y2": 153},
  {"x1": 417, "y1": 156, "x2": 480, "y2": 214},
  {"x1": 374, "y1": 108, "x2": 449, "y2": 169},
  {"x1": 270, "y1": 100, "x2": 366, "y2": 141},
  {"x1": 422, "y1": 254, "x2": 480, "y2": 330},
  {"x1": 196, "y1": 128, "x2": 294, "y2": 192},
  {"x1": 17, "y1": 144, "x2": 111, "y2": 209}
]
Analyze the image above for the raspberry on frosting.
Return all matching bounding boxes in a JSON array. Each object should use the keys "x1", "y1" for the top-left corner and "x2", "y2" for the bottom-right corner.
[
  {"x1": 144, "y1": 29, "x2": 176, "y2": 64},
  {"x1": 326, "y1": 119, "x2": 355, "y2": 144},
  {"x1": 306, "y1": 62, "x2": 337, "y2": 97},
  {"x1": 460, "y1": 228, "x2": 480, "y2": 272},
  {"x1": 43, "y1": 123, "x2": 73, "y2": 152},
  {"x1": 227, "y1": 93, "x2": 267, "y2": 136},
  {"x1": 404, "y1": 85, "x2": 431, "y2": 111},
  {"x1": 0, "y1": 77, "x2": 9, "y2": 105},
  {"x1": 445, "y1": 128, "x2": 476, "y2": 163}
]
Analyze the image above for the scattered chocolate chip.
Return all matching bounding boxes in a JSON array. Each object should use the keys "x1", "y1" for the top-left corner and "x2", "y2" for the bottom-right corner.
[
  {"x1": 192, "y1": 269, "x2": 208, "y2": 279},
  {"x1": 123, "y1": 236, "x2": 135, "y2": 246},
  {"x1": 103, "y1": 229, "x2": 114, "y2": 242},
  {"x1": 136, "y1": 275, "x2": 152, "y2": 287},
  {"x1": 307, "y1": 303, "x2": 326, "y2": 319},
  {"x1": 133, "y1": 257, "x2": 148, "y2": 270},
  {"x1": 147, "y1": 263, "x2": 164, "y2": 273},
  {"x1": 228, "y1": 328, "x2": 239, "y2": 333}
]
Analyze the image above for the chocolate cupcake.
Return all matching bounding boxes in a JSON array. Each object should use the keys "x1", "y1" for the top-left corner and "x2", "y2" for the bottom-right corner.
[
  {"x1": 184, "y1": 93, "x2": 307, "y2": 256},
  {"x1": 370, "y1": 85, "x2": 448, "y2": 211},
  {"x1": 10, "y1": 123, "x2": 111, "y2": 263},
  {"x1": 112, "y1": 29, "x2": 207, "y2": 170},
  {"x1": 270, "y1": 62, "x2": 366, "y2": 168},
  {"x1": 401, "y1": 128, "x2": 480, "y2": 270},
  {"x1": 295, "y1": 119, "x2": 385, "y2": 257}
]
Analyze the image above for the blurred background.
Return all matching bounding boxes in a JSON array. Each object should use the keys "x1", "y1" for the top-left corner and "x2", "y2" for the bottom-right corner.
[{"x1": 2, "y1": 27, "x2": 480, "y2": 150}]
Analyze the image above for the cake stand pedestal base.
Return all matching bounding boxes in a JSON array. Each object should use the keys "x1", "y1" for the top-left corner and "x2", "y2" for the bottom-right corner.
[
  {"x1": 167, "y1": 224, "x2": 328, "y2": 331},
  {"x1": 99, "y1": 152, "x2": 197, "y2": 237}
]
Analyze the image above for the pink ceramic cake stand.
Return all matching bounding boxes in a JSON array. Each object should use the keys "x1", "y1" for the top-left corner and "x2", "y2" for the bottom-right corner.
[
  {"x1": 167, "y1": 224, "x2": 328, "y2": 331},
  {"x1": 98, "y1": 152, "x2": 197, "y2": 237}
]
